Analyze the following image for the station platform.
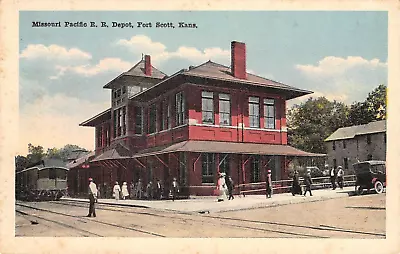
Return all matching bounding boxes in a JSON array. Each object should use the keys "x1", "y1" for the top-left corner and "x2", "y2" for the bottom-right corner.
[{"x1": 61, "y1": 186, "x2": 356, "y2": 214}]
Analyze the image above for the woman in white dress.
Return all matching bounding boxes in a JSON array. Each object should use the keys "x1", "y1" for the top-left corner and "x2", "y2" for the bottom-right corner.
[
  {"x1": 113, "y1": 181, "x2": 121, "y2": 201},
  {"x1": 121, "y1": 182, "x2": 129, "y2": 200},
  {"x1": 217, "y1": 173, "x2": 228, "y2": 202}
]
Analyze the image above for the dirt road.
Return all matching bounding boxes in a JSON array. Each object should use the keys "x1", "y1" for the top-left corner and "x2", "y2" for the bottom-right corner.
[{"x1": 15, "y1": 193, "x2": 385, "y2": 238}]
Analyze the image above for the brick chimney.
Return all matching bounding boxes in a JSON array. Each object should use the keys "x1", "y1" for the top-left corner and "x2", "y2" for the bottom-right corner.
[
  {"x1": 144, "y1": 55, "x2": 152, "y2": 76},
  {"x1": 231, "y1": 41, "x2": 247, "y2": 79}
]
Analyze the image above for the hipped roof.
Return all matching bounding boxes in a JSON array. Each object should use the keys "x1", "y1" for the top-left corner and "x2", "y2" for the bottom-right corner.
[
  {"x1": 103, "y1": 59, "x2": 167, "y2": 89},
  {"x1": 325, "y1": 120, "x2": 386, "y2": 142}
]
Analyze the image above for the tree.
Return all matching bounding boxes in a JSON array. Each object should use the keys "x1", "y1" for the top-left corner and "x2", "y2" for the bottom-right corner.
[
  {"x1": 287, "y1": 97, "x2": 349, "y2": 154},
  {"x1": 347, "y1": 84, "x2": 387, "y2": 125},
  {"x1": 26, "y1": 143, "x2": 45, "y2": 164},
  {"x1": 15, "y1": 155, "x2": 29, "y2": 172},
  {"x1": 46, "y1": 144, "x2": 88, "y2": 161}
]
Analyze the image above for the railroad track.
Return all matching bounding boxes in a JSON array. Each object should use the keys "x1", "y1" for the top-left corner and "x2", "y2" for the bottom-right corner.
[
  {"x1": 15, "y1": 202, "x2": 165, "y2": 237},
  {"x1": 16, "y1": 206, "x2": 103, "y2": 237},
  {"x1": 49, "y1": 200, "x2": 385, "y2": 238}
]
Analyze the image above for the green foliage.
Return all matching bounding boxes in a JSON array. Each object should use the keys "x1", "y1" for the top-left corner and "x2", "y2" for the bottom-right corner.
[
  {"x1": 17, "y1": 143, "x2": 88, "y2": 170},
  {"x1": 287, "y1": 84, "x2": 387, "y2": 154},
  {"x1": 287, "y1": 97, "x2": 349, "y2": 153},
  {"x1": 347, "y1": 84, "x2": 387, "y2": 125}
]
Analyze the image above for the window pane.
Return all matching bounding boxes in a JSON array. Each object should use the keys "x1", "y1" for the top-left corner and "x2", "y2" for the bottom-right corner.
[
  {"x1": 249, "y1": 96, "x2": 259, "y2": 103},
  {"x1": 202, "y1": 91, "x2": 213, "y2": 98}
]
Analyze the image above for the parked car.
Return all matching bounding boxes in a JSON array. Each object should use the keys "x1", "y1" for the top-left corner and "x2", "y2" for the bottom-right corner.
[{"x1": 353, "y1": 160, "x2": 386, "y2": 195}]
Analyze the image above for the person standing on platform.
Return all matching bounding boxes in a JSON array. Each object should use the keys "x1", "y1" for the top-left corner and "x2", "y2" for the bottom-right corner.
[
  {"x1": 303, "y1": 169, "x2": 313, "y2": 196},
  {"x1": 155, "y1": 179, "x2": 162, "y2": 200},
  {"x1": 217, "y1": 173, "x2": 228, "y2": 202},
  {"x1": 136, "y1": 178, "x2": 143, "y2": 199},
  {"x1": 146, "y1": 181, "x2": 153, "y2": 200},
  {"x1": 337, "y1": 166, "x2": 344, "y2": 189},
  {"x1": 266, "y1": 169, "x2": 273, "y2": 198},
  {"x1": 121, "y1": 182, "x2": 129, "y2": 200},
  {"x1": 225, "y1": 174, "x2": 234, "y2": 200},
  {"x1": 87, "y1": 178, "x2": 97, "y2": 217},
  {"x1": 330, "y1": 167, "x2": 337, "y2": 190},
  {"x1": 113, "y1": 181, "x2": 121, "y2": 201},
  {"x1": 129, "y1": 181, "x2": 135, "y2": 199},
  {"x1": 171, "y1": 177, "x2": 179, "y2": 201},
  {"x1": 291, "y1": 170, "x2": 302, "y2": 196}
]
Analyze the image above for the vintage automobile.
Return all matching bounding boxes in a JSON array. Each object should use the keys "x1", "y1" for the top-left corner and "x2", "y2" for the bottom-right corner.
[{"x1": 353, "y1": 160, "x2": 386, "y2": 195}]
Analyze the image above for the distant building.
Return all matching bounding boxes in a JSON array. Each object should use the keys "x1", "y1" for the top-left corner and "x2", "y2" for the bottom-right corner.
[{"x1": 324, "y1": 120, "x2": 386, "y2": 172}]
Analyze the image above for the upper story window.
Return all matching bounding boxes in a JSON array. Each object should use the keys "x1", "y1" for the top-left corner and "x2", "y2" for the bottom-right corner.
[
  {"x1": 367, "y1": 135, "x2": 371, "y2": 145},
  {"x1": 333, "y1": 141, "x2": 336, "y2": 151},
  {"x1": 96, "y1": 126, "x2": 103, "y2": 147},
  {"x1": 343, "y1": 140, "x2": 347, "y2": 149},
  {"x1": 160, "y1": 99, "x2": 171, "y2": 131},
  {"x1": 219, "y1": 94, "x2": 231, "y2": 126},
  {"x1": 167, "y1": 101, "x2": 171, "y2": 129},
  {"x1": 263, "y1": 98, "x2": 275, "y2": 129},
  {"x1": 249, "y1": 97, "x2": 260, "y2": 128},
  {"x1": 202, "y1": 91, "x2": 214, "y2": 124},
  {"x1": 113, "y1": 106, "x2": 126, "y2": 138},
  {"x1": 148, "y1": 104, "x2": 157, "y2": 134},
  {"x1": 113, "y1": 86, "x2": 125, "y2": 107},
  {"x1": 134, "y1": 106, "x2": 143, "y2": 135},
  {"x1": 175, "y1": 91, "x2": 186, "y2": 126}
]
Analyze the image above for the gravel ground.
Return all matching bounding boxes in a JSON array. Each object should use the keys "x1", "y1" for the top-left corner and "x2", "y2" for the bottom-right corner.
[{"x1": 15, "y1": 193, "x2": 385, "y2": 238}]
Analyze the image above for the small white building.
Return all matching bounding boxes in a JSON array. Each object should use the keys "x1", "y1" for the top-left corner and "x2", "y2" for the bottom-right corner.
[{"x1": 324, "y1": 120, "x2": 386, "y2": 173}]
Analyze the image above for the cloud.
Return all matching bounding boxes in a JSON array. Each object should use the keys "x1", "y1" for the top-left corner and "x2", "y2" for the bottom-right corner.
[
  {"x1": 20, "y1": 44, "x2": 92, "y2": 62},
  {"x1": 50, "y1": 58, "x2": 134, "y2": 79},
  {"x1": 116, "y1": 35, "x2": 230, "y2": 65},
  {"x1": 290, "y1": 56, "x2": 387, "y2": 106},
  {"x1": 295, "y1": 56, "x2": 386, "y2": 76},
  {"x1": 19, "y1": 93, "x2": 108, "y2": 155}
]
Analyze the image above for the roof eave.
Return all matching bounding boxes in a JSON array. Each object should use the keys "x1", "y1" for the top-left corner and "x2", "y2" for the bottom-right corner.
[{"x1": 80, "y1": 108, "x2": 111, "y2": 127}]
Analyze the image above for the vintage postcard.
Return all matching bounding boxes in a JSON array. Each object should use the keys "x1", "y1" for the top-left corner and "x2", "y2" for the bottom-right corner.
[{"x1": 1, "y1": 1, "x2": 400, "y2": 254}]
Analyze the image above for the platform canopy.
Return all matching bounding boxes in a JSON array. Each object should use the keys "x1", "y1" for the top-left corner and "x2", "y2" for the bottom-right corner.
[
  {"x1": 131, "y1": 140, "x2": 326, "y2": 158},
  {"x1": 91, "y1": 143, "x2": 132, "y2": 162}
]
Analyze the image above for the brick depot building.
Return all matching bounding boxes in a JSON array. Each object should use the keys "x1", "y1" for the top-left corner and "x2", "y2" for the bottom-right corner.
[{"x1": 67, "y1": 41, "x2": 324, "y2": 197}]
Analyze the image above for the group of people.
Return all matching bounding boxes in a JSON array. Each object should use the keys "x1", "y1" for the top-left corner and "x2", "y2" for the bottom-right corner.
[
  {"x1": 86, "y1": 177, "x2": 181, "y2": 217},
  {"x1": 330, "y1": 165, "x2": 345, "y2": 190},
  {"x1": 291, "y1": 165, "x2": 345, "y2": 197},
  {"x1": 291, "y1": 169, "x2": 313, "y2": 197},
  {"x1": 216, "y1": 172, "x2": 235, "y2": 202}
]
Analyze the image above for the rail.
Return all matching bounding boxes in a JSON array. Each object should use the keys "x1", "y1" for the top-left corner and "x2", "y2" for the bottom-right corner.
[{"x1": 238, "y1": 175, "x2": 356, "y2": 195}]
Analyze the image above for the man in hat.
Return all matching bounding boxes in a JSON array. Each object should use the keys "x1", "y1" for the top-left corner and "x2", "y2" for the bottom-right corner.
[
  {"x1": 303, "y1": 169, "x2": 313, "y2": 196},
  {"x1": 171, "y1": 177, "x2": 179, "y2": 201},
  {"x1": 87, "y1": 178, "x2": 98, "y2": 217},
  {"x1": 337, "y1": 166, "x2": 344, "y2": 189},
  {"x1": 330, "y1": 167, "x2": 337, "y2": 190},
  {"x1": 266, "y1": 169, "x2": 273, "y2": 198}
]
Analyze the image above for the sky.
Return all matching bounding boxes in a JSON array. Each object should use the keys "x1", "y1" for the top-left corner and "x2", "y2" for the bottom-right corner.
[{"x1": 18, "y1": 11, "x2": 388, "y2": 155}]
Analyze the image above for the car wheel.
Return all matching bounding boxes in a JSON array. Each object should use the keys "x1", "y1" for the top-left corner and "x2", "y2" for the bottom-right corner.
[
  {"x1": 355, "y1": 185, "x2": 363, "y2": 195},
  {"x1": 374, "y1": 181, "x2": 384, "y2": 194}
]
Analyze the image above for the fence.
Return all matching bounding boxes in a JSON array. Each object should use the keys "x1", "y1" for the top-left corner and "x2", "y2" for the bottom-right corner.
[{"x1": 238, "y1": 175, "x2": 356, "y2": 196}]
